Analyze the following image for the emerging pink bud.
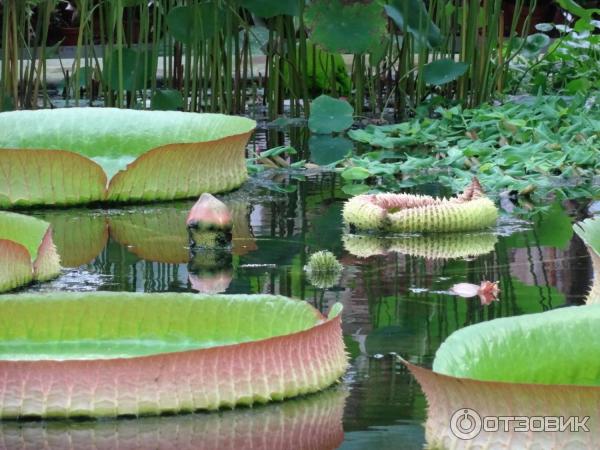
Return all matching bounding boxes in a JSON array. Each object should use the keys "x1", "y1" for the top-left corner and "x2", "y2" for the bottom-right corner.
[{"x1": 187, "y1": 193, "x2": 233, "y2": 231}]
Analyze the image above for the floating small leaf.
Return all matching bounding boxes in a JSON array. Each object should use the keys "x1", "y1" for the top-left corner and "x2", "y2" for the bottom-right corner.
[{"x1": 308, "y1": 95, "x2": 354, "y2": 134}]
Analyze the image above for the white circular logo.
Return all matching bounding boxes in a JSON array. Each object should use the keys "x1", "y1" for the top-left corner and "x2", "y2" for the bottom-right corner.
[{"x1": 450, "y1": 408, "x2": 482, "y2": 440}]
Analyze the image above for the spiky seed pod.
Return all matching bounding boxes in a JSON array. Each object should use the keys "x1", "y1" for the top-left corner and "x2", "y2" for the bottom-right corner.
[
  {"x1": 343, "y1": 232, "x2": 497, "y2": 260},
  {"x1": 342, "y1": 178, "x2": 498, "y2": 233},
  {"x1": 304, "y1": 251, "x2": 342, "y2": 289}
]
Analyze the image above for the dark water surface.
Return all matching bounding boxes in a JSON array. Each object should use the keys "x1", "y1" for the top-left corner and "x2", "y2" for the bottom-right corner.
[{"x1": 14, "y1": 170, "x2": 594, "y2": 449}]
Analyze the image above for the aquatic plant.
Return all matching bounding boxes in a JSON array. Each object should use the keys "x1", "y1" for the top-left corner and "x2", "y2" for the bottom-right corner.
[
  {"x1": 0, "y1": 212, "x2": 61, "y2": 292},
  {"x1": 0, "y1": 109, "x2": 255, "y2": 207},
  {"x1": 0, "y1": 292, "x2": 347, "y2": 418},
  {"x1": 450, "y1": 281, "x2": 500, "y2": 305},
  {"x1": 344, "y1": 95, "x2": 600, "y2": 201},
  {"x1": 401, "y1": 214, "x2": 600, "y2": 447},
  {"x1": 304, "y1": 250, "x2": 343, "y2": 289},
  {"x1": 343, "y1": 178, "x2": 498, "y2": 233},
  {"x1": 187, "y1": 193, "x2": 233, "y2": 249},
  {"x1": 343, "y1": 232, "x2": 498, "y2": 260}
]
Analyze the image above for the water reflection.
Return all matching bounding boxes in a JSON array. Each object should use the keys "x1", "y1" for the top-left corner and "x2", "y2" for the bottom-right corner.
[
  {"x1": 23, "y1": 173, "x2": 594, "y2": 448},
  {"x1": 0, "y1": 388, "x2": 346, "y2": 450}
]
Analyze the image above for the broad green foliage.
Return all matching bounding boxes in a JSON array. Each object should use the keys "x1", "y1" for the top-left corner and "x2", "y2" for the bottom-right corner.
[
  {"x1": 0, "y1": 293, "x2": 347, "y2": 418},
  {"x1": 422, "y1": 59, "x2": 469, "y2": 85},
  {"x1": 304, "y1": 0, "x2": 387, "y2": 54},
  {"x1": 165, "y1": 4, "x2": 224, "y2": 44},
  {"x1": 508, "y1": 20, "x2": 600, "y2": 95},
  {"x1": 384, "y1": 0, "x2": 442, "y2": 48},
  {"x1": 237, "y1": 0, "x2": 300, "y2": 18},
  {"x1": 308, "y1": 95, "x2": 354, "y2": 134},
  {"x1": 433, "y1": 305, "x2": 600, "y2": 386},
  {"x1": 345, "y1": 96, "x2": 600, "y2": 201},
  {"x1": 0, "y1": 108, "x2": 255, "y2": 207}
]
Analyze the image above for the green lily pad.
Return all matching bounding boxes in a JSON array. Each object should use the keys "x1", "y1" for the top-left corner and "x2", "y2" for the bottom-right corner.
[
  {"x1": 0, "y1": 292, "x2": 347, "y2": 418},
  {"x1": 308, "y1": 95, "x2": 354, "y2": 134},
  {"x1": 0, "y1": 108, "x2": 255, "y2": 207}
]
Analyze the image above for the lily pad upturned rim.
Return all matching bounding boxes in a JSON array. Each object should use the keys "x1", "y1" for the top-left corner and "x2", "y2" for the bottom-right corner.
[
  {"x1": 0, "y1": 292, "x2": 347, "y2": 419},
  {"x1": 0, "y1": 108, "x2": 257, "y2": 207}
]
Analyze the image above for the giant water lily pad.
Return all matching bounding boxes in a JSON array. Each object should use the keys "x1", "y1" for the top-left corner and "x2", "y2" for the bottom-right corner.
[
  {"x1": 402, "y1": 215, "x2": 600, "y2": 447},
  {"x1": 0, "y1": 109, "x2": 256, "y2": 208},
  {"x1": 0, "y1": 212, "x2": 61, "y2": 292},
  {"x1": 0, "y1": 292, "x2": 347, "y2": 419}
]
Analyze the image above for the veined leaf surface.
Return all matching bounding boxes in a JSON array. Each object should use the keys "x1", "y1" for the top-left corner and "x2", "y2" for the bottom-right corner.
[
  {"x1": 0, "y1": 109, "x2": 256, "y2": 207},
  {"x1": 0, "y1": 292, "x2": 347, "y2": 418},
  {"x1": 0, "y1": 212, "x2": 61, "y2": 292}
]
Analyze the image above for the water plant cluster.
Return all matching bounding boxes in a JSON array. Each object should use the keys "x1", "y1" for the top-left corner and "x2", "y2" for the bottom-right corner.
[
  {"x1": 0, "y1": 0, "x2": 572, "y2": 117},
  {"x1": 0, "y1": 0, "x2": 600, "y2": 447}
]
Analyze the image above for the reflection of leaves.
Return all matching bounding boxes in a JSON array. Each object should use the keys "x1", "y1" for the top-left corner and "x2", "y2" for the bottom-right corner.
[
  {"x1": 505, "y1": 202, "x2": 573, "y2": 250},
  {"x1": 309, "y1": 135, "x2": 352, "y2": 165}
]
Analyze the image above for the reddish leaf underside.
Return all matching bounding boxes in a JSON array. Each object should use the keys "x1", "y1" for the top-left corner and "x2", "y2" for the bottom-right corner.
[
  {"x1": 0, "y1": 240, "x2": 33, "y2": 292},
  {"x1": 0, "y1": 149, "x2": 107, "y2": 208},
  {"x1": 107, "y1": 133, "x2": 251, "y2": 203},
  {"x1": 0, "y1": 293, "x2": 348, "y2": 419},
  {"x1": 404, "y1": 359, "x2": 600, "y2": 448}
]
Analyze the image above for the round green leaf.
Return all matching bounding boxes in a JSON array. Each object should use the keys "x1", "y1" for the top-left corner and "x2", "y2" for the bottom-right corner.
[
  {"x1": 304, "y1": 0, "x2": 387, "y2": 54},
  {"x1": 308, "y1": 95, "x2": 354, "y2": 134},
  {"x1": 422, "y1": 59, "x2": 469, "y2": 85}
]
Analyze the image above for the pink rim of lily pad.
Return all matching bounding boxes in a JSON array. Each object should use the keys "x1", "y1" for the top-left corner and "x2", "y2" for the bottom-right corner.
[{"x1": 0, "y1": 293, "x2": 347, "y2": 419}]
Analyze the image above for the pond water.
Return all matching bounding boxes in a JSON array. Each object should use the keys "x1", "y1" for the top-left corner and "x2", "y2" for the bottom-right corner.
[{"x1": 15, "y1": 165, "x2": 593, "y2": 448}]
